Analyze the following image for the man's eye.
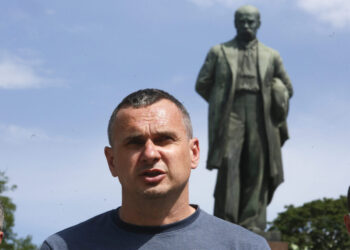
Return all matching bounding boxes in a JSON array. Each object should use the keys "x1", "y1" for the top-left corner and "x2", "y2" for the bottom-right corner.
[
  {"x1": 127, "y1": 138, "x2": 145, "y2": 145},
  {"x1": 154, "y1": 136, "x2": 174, "y2": 145}
]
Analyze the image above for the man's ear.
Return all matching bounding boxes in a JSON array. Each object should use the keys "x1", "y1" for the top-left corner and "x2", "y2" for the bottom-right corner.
[
  {"x1": 104, "y1": 146, "x2": 118, "y2": 177},
  {"x1": 344, "y1": 214, "x2": 350, "y2": 234},
  {"x1": 189, "y1": 138, "x2": 200, "y2": 170}
]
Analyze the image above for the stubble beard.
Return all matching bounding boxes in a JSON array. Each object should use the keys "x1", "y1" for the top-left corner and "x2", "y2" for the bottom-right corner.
[
  {"x1": 238, "y1": 30, "x2": 256, "y2": 42},
  {"x1": 140, "y1": 186, "x2": 169, "y2": 199},
  {"x1": 140, "y1": 180, "x2": 189, "y2": 201}
]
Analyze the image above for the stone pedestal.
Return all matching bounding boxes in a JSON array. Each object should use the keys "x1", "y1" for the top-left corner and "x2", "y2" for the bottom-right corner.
[
  {"x1": 268, "y1": 241, "x2": 288, "y2": 250},
  {"x1": 249, "y1": 228, "x2": 288, "y2": 249}
]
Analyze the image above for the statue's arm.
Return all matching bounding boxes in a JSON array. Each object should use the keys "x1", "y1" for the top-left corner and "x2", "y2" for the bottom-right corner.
[
  {"x1": 274, "y1": 52, "x2": 293, "y2": 98},
  {"x1": 195, "y1": 47, "x2": 218, "y2": 102}
]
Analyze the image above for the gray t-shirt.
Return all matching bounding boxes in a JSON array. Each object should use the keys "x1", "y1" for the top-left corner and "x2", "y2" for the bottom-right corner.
[{"x1": 41, "y1": 206, "x2": 270, "y2": 250}]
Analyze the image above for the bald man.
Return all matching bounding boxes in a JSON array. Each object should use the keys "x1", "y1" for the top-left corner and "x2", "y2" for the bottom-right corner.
[{"x1": 41, "y1": 89, "x2": 269, "y2": 249}]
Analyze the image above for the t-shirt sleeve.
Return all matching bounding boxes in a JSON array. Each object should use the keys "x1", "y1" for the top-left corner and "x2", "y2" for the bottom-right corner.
[
  {"x1": 40, "y1": 234, "x2": 69, "y2": 250},
  {"x1": 40, "y1": 241, "x2": 52, "y2": 250},
  {"x1": 260, "y1": 239, "x2": 271, "y2": 250}
]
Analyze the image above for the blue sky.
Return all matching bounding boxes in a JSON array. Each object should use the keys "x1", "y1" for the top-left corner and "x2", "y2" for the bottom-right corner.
[{"x1": 0, "y1": 0, "x2": 349, "y2": 245}]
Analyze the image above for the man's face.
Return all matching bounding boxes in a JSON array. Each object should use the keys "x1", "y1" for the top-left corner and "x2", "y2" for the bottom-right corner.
[
  {"x1": 235, "y1": 12, "x2": 260, "y2": 41},
  {"x1": 105, "y1": 99, "x2": 199, "y2": 200}
]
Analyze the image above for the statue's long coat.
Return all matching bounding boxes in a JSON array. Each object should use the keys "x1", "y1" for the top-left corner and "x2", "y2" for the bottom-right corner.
[{"x1": 195, "y1": 38, "x2": 293, "y2": 204}]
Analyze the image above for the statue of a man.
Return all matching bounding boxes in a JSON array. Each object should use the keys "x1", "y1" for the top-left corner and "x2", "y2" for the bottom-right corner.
[{"x1": 195, "y1": 5, "x2": 293, "y2": 233}]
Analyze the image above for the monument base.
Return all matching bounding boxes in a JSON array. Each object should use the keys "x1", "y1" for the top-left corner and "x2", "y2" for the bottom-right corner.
[
  {"x1": 250, "y1": 229, "x2": 287, "y2": 249},
  {"x1": 268, "y1": 241, "x2": 288, "y2": 250},
  {"x1": 250, "y1": 228, "x2": 281, "y2": 241}
]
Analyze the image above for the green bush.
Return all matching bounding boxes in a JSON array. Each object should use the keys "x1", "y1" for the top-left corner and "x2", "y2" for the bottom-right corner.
[
  {"x1": 269, "y1": 196, "x2": 350, "y2": 250},
  {"x1": 0, "y1": 171, "x2": 37, "y2": 250}
]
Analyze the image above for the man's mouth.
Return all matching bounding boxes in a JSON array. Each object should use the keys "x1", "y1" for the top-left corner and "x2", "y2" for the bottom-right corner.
[
  {"x1": 141, "y1": 169, "x2": 166, "y2": 184},
  {"x1": 143, "y1": 171, "x2": 162, "y2": 177}
]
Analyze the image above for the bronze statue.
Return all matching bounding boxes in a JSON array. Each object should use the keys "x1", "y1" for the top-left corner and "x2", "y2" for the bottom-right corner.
[{"x1": 195, "y1": 5, "x2": 293, "y2": 234}]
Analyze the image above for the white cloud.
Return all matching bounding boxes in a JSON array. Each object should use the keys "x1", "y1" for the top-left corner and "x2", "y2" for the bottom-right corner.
[
  {"x1": 0, "y1": 51, "x2": 60, "y2": 89},
  {"x1": 170, "y1": 74, "x2": 188, "y2": 85},
  {"x1": 0, "y1": 124, "x2": 48, "y2": 142},
  {"x1": 45, "y1": 9, "x2": 56, "y2": 16},
  {"x1": 189, "y1": 0, "x2": 350, "y2": 28},
  {"x1": 188, "y1": 0, "x2": 285, "y2": 8},
  {"x1": 65, "y1": 25, "x2": 90, "y2": 34},
  {"x1": 297, "y1": 0, "x2": 350, "y2": 28},
  {"x1": 189, "y1": 0, "x2": 244, "y2": 8},
  {"x1": 0, "y1": 124, "x2": 75, "y2": 145}
]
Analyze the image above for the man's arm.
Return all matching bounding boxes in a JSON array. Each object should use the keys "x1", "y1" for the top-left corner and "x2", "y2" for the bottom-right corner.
[
  {"x1": 274, "y1": 52, "x2": 293, "y2": 98},
  {"x1": 40, "y1": 241, "x2": 53, "y2": 250},
  {"x1": 40, "y1": 235, "x2": 68, "y2": 250},
  {"x1": 195, "y1": 47, "x2": 218, "y2": 102}
]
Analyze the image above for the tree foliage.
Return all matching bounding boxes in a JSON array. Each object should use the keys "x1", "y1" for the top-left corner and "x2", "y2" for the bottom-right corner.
[
  {"x1": 269, "y1": 196, "x2": 350, "y2": 250},
  {"x1": 0, "y1": 171, "x2": 37, "y2": 250}
]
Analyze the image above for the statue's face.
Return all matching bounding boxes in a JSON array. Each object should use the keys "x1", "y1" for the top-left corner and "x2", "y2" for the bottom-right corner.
[{"x1": 235, "y1": 12, "x2": 260, "y2": 41}]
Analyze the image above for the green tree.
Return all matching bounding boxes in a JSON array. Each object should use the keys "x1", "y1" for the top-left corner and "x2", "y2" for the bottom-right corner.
[
  {"x1": 269, "y1": 196, "x2": 350, "y2": 250},
  {"x1": 0, "y1": 171, "x2": 37, "y2": 250}
]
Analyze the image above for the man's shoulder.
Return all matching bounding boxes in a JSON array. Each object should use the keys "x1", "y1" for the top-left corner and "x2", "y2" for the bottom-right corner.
[
  {"x1": 207, "y1": 44, "x2": 223, "y2": 55},
  {"x1": 41, "y1": 209, "x2": 116, "y2": 249},
  {"x1": 205, "y1": 39, "x2": 237, "y2": 58},
  {"x1": 197, "y1": 209, "x2": 252, "y2": 233},
  {"x1": 209, "y1": 39, "x2": 279, "y2": 56},
  {"x1": 58, "y1": 209, "x2": 115, "y2": 235},
  {"x1": 258, "y1": 42, "x2": 280, "y2": 56},
  {"x1": 210, "y1": 39, "x2": 236, "y2": 51},
  {"x1": 196, "y1": 209, "x2": 270, "y2": 249}
]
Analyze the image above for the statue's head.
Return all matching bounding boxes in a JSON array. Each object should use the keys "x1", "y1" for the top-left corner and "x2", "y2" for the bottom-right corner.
[{"x1": 234, "y1": 5, "x2": 261, "y2": 42}]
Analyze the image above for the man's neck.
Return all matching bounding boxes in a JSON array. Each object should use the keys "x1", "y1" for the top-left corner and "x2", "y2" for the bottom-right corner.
[
  {"x1": 236, "y1": 36, "x2": 258, "y2": 48},
  {"x1": 119, "y1": 189, "x2": 195, "y2": 226}
]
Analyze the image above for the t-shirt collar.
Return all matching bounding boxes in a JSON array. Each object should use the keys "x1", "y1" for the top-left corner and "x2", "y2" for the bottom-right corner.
[{"x1": 113, "y1": 205, "x2": 200, "y2": 234}]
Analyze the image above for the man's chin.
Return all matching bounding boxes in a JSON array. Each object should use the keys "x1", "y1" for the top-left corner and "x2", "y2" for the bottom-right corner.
[
  {"x1": 141, "y1": 187, "x2": 168, "y2": 199},
  {"x1": 238, "y1": 32, "x2": 256, "y2": 41}
]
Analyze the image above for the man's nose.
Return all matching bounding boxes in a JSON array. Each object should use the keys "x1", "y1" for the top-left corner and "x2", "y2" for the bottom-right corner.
[{"x1": 140, "y1": 139, "x2": 161, "y2": 164}]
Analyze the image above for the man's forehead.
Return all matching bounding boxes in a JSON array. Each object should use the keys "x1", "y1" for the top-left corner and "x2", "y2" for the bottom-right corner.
[
  {"x1": 115, "y1": 100, "x2": 182, "y2": 124},
  {"x1": 119, "y1": 99, "x2": 178, "y2": 113},
  {"x1": 236, "y1": 6, "x2": 260, "y2": 19},
  {"x1": 236, "y1": 14, "x2": 258, "y2": 20},
  {"x1": 112, "y1": 100, "x2": 188, "y2": 141}
]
